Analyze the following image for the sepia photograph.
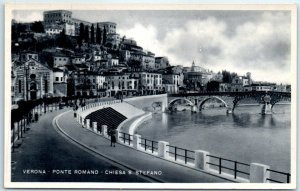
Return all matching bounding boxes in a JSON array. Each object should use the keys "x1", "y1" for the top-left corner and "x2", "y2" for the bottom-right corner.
[{"x1": 4, "y1": 3, "x2": 297, "y2": 189}]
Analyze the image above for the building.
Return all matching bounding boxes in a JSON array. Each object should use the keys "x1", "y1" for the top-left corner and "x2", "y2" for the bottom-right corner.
[
  {"x1": 45, "y1": 24, "x2": 63, "y2": 35},
  {"x1": 45, "y1": 22, "x2": 75, "y2": 36},
  {"x1": 96, "y1": 75, "x2": 106, "y2": 97},
  {"x1": 273, "y1": 84, "x2": 288, "y2": 92},
  {"x1": 72, "y1": 18, "x2": 92, "y2": 36},
  {"x1": 71, "y1": 54, "x2": 86, "y2": 65},
  {"x1": 155, "y1": 57, "x2": 169, "y2": 69},
  {"x1": 43, "y1": 10, "x2": 73, "y2": 25},
  {"x1": 107, "y1": 57, "x2": 119, "y2": 68},
  {"x1": 53, "y1": 68, "x2": 67, "y2": 97},
  {"x1": 142, "y1": 54, "x2": 155, "y2": 70},
  {"x1": 13, "y1": 58, "x2": 53, "y2": 101},
  {"x1": 53, "y1": 53, "x2": 70, "y2": 69},
  {"x1": 130, "y1": 51, "x2": 155, "y2": 70},
  {"x1": 231, "y1": 76, "x2": 244, "y2": 92},
  {"x1": 231, "y1": 74, "x2": 251, "y2": 92},
  {"x1": 246, "y1": 83, "x2": 274, "y2": 92},
  {"x1": 20, "y1": 51, "x2": 39, "y2": 62},
  {"x1": 64, "y1": 23, "x2": 75, "y2": 36},
  {"x1": 95, "y1": 22, "x2": 117, "y2": 34},
  {"x1": 106, "y1": 33, "x2": 121, "y2": 48},
  {"x1": 162, "y1": 73, "x2": 180, "y2": 94},
  {"x1": 93, "y1": 51, "x2": 102, "y2": 62},
  {"x1": 219, "y1": 83, "x2": 232, "y2": 92},
  {"x1": 133, "y1": 72, "x2": 163, "y2": 95},
  {"x1": 120, "y1": 50, "x2": 131, "y2": 62},
  {"x1": 105, "y1": 73, "x2": 139, "y2": 97},
  {"x1": 172, "y1": 65, "x2": 183, "y2": 74},
  {"x1": 53, "y1": 68, "x2": 66, "y2": 83},
  {"x1": 72, "y1": 70, "x2": 99, "y2": 96}
]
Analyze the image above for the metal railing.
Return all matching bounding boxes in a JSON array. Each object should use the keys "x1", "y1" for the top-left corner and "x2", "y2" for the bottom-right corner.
[
  {"x1": 139, "y1": 138, "x2": 158, "y2": 153},
  {"x1": 206, "y1": 154, "x2": 250, "y2": 179},
  {"x1": 166, "y1": 145, "x2": 195, "y2": 164},
  {"x1": 266, "y1": 169, "x2": 290, "y2": 183},
  {"x1": 118, "y1": 132, "x2": 133, "y2": 145}
]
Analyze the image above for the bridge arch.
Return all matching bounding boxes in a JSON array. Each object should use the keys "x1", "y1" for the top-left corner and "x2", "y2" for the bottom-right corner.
[
  {"x1": 198, "y1": 96, "x2": 228, "y2": 111},
  {"x1": 168, "y1": 98, "x2": 194, "y2": 108}
]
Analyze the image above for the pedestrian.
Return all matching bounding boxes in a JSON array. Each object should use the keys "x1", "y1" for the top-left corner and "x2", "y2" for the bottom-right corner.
[
  {"x1": 29, "y1": 112, "x2": 33, "y2": 123},
  {"x1": 34, "y1": 112, "x2": 39, "y2": 122},
  {"x1": 110, "y1": 130, "x2": 116, "y2": 147}
]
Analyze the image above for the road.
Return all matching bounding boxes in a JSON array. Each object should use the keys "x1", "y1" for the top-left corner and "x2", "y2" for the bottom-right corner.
[{"x1": 11, "y1": 108, "x2": 147, "y2": 182}]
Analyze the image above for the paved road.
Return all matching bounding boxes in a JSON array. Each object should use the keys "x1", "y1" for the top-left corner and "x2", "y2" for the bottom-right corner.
[
  {"x1": 57, "y1": 110, "x2": 230, "y2": 183},
  {"x1": 11, "y1": 108, "x2": 147, "y2": 182}
]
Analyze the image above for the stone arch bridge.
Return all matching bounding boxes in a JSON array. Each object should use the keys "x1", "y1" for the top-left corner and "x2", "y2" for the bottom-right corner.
[{"x1": 168, "y1": 91, "x2": 291, "y2": 114}]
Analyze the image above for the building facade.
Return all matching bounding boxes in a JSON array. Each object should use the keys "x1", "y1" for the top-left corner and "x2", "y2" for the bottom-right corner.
[
  {"x1": 44, "y1": 10, "x2": 73, "y2": 25},
  {"x1": 13, "y1": 59, "x2": 53, "y2": 101}
]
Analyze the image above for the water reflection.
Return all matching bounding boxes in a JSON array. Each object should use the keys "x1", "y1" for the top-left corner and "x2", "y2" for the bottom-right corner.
[{"x1": 232, "y1": 113, "x2": 277, "y2": 128}]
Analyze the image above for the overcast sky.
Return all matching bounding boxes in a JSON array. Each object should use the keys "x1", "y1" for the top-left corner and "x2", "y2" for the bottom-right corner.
[{"x1": 13, "y1": 10, "x2": 291, "y2": 84}]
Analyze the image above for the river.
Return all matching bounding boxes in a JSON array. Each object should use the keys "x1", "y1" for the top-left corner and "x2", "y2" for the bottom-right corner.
[{"x1": 136, "y1": 104, "x2": 291, "y2": 175}]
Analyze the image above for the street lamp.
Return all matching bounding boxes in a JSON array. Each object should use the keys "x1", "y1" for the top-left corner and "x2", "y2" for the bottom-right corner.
[{"x1": 23, "y1": 62, "x2": 29, "y2": 101}]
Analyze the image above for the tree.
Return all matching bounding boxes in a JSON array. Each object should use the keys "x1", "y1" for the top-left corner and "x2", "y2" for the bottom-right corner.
[
  {"x1": 79, "y1": 23, "x2": 85, "y2": 41},
  {"x1": 84, "y1": 25, "x2": 89, "y2": 43},
  {"x1": 96, "y1": 24, "x2": 102, "y2": 44},
  {"x1": 207, "y1": 81, "x2": 220, "y2": 92},
  {"x1": 102, "y1": 26, "x2": 107, "y2": 45},
  {"x1": 90, "y1": 24, "x2": 95, "y2": 43},
  {"x1": 31, "y1": 21, "x2": 44, "y2": 33},
  {"x1": 222, "y1": 70, "x2": 232, "y2": 83},
  {"x1": 57, "y1": 29, "x2": 77, "y2": 49}
]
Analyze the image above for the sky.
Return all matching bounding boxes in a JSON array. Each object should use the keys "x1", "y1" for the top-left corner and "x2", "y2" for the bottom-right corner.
[{"x1": 12, "y1": 10, "x2": 291, "y2": 84}]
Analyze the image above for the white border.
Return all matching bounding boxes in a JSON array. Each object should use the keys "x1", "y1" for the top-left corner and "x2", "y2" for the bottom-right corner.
[{"x1": 4, "y1": 3, "x2": 297, "y2": 189}]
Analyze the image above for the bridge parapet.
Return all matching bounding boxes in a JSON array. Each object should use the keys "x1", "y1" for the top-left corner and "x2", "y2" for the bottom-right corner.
[{"x1": 168, "y1": 91, "x2": 291, "y2": 114}]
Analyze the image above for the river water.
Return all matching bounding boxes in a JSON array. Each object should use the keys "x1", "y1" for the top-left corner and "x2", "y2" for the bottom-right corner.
[{"x1": 136, "y1": 104, "x2": 291, "y2": 174}]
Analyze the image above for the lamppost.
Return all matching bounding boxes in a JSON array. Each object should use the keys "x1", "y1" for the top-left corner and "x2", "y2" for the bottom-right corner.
[{"x1": 23, "y1": 62, "x2": 29, "y2": 101}]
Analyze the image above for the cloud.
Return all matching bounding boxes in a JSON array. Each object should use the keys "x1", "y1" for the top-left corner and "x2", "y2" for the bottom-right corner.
[
  {"x1": 119, "y1": 12, "x2": 291, "y2": 84},
  {"x1": 13, "y1": 11, "x2": 43, "y2": 22}
]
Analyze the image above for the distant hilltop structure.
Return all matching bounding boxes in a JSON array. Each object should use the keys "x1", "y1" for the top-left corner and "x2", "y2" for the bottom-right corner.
[{"x1": 43, "y1": 10, "x2": 117, "y2": 37}]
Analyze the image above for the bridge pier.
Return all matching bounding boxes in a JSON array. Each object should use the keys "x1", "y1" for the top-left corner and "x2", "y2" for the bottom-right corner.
[
  {"x1": 261, "y1": 95, "x2": 272, "y2": 115},
  {"x1": 261, "y1": 103, "x2": 272, "y2": 115},
  {"x1": 226, "y1": 107, "x2": 233, "y2": 114},
  {"x1": 191, "y1": 105, "x2": 198, "y2": 113}
]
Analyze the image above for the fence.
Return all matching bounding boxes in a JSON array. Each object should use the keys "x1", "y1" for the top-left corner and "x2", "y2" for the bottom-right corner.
[
  {"x1": 140, "y1": 138, "x2": 158, "y2": 153},
  {"x1": 167, "y1": 145, "x2": 195, "y2": 164},
  {"x1": 118, "y1": 132, "x2": 133, "y2": 145},
  {"x1": 206, "y1": 154, "x2": 250, "y2": 179},
  {"x1": 266, "y1": 169, "x2": 290, "y2": 183}
]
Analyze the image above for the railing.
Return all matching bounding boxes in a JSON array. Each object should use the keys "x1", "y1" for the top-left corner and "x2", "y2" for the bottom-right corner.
[
  {"x1": 166, "y1": 145, "x2": 195, "y2": 164},
  {"x1": 118, "y1": 132, "x2": 133, "y2": 145},
  {"x1": 139, "y1": 138, "x2": 158, "y2": 153},
  {"x1": 206, "y1": 154, "x2": 250, "y2": 179},
  {"x1": 266, "y1": 169, "x2": 290, "y2": 183}
]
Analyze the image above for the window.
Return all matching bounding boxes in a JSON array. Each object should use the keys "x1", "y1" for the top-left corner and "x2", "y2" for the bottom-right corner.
[
  {"x1": 56, "y1": 77, "x2": 59, "y2": 81},
  {"x1": 18, "y1": 80, "x2": 22, "y2": 93},
  {"x1": 61, "y1": 77, "x2": 63, "y2": 81},
  {"x1": 44, "y1": 79, "x2": 48, "y2": 93}
]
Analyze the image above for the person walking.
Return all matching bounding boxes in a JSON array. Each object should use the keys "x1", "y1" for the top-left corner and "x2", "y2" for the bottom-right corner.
[
  {"x1": 34, "y1": 112, "x2": 39, "y2": 122},
  {"x1": 110, "y1": 130, "x2": 116, "y2": 147}
]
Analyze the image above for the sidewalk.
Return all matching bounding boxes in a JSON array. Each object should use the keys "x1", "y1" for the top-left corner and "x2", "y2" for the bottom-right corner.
[
  {"x1": 11, "y1": 108, "x2": 146, "y2": 182},
  {"x1": 56, "y1": 110, "x2": 231, "y2": 183}
]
